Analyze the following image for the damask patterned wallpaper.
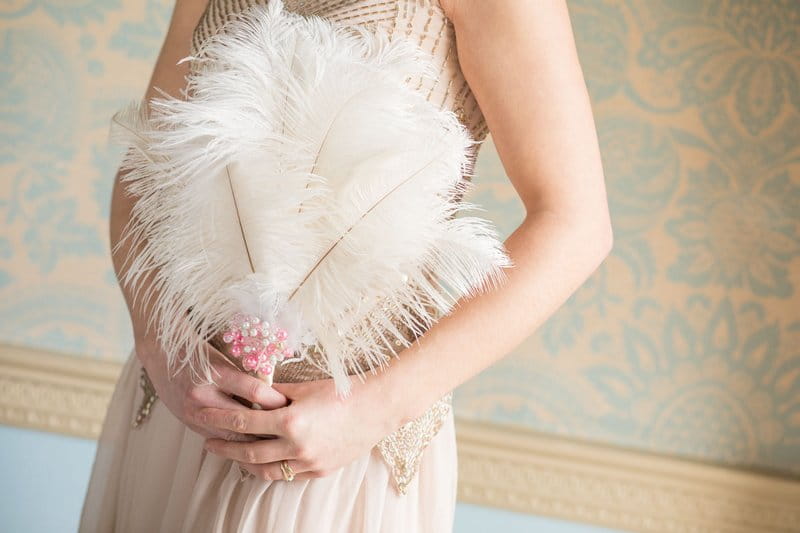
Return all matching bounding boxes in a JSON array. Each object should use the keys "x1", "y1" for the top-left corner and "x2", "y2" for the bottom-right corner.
[{"x1": 1, "y1": 1, "x2": 798, "y2": 475}]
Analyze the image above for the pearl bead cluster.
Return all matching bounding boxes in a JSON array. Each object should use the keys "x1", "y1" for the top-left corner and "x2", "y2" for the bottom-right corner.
[{"x1": 222, "y1": 312, "x2": 292, "y2": 375}]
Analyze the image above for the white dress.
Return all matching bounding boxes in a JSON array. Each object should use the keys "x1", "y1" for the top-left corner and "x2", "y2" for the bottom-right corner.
[
  {"x1": 79, "y1": 1, "x2": 490, "y2": 531},
  {"x1": 78, "y1": 350, "x2": 458, "y2": 532}
]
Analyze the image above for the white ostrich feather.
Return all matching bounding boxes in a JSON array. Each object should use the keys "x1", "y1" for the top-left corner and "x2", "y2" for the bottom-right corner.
[{"x1": 110, "y1": 0, "x2": 513, "y2": 396}]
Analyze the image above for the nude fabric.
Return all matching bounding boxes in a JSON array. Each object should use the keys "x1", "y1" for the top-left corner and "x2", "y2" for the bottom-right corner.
[{"x1": 79, "y1": 351, "x2": 459, "y2": 532}]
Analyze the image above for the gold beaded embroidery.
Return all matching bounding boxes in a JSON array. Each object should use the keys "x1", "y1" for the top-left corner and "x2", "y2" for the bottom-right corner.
[
  {"x1": 132, "y1": 367, "x2": 158, "y2": 428},
  {"x1": 377, "y1": 391, "x2": 452, "y2": 495}
]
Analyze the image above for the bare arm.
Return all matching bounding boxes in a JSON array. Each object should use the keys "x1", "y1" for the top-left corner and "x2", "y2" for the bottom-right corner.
[
  {"x1": 376, "y1": 0, "x2": 614, "y2": 424},
  {"x1": 110, "y1": 0, "x2": 208, "y2": 344}
]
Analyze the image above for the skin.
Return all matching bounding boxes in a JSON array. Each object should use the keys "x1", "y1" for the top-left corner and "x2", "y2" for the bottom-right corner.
[{"x1": 118, "y1": 0, "x2": 613, "y2": 482}]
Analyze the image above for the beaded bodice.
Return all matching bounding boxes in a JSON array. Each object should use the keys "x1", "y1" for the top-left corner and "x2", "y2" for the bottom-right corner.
[{"x1": 191, "y1": 0, "x2": 490, "y2": 143}]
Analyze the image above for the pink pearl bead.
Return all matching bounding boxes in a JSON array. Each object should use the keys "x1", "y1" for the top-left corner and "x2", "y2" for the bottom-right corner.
[
  {"x1": 231, "y1": 346, "x2": 241, "y2": 357},
  {"x1": 243, "y1": 354, "x2": 258, "y2": 371},
  {"x1": 276, "y1": 329, "x2": 288, "y2": 341},
  {"x1": 266, "y1": 343, "x2": 277, "y2": 354}
]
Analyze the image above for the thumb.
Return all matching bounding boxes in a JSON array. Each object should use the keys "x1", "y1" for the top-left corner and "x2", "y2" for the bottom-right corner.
[{"x1": 271, "y1": 380, "x2": 303, "y2": 400}]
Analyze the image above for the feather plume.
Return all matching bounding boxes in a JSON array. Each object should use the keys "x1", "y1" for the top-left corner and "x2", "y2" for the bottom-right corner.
[{"x1": 110, "y1": 0, "x2": 513, "y2": 396}]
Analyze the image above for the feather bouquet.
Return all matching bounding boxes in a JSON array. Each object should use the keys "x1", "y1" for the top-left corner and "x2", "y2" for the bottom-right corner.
[{"x1": 111, "y1": 0, "x2": 512, "y2": 396}]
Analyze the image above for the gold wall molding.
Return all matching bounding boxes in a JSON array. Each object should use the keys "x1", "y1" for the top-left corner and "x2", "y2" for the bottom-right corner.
[
  {"x1": 456, "y1": 421, "x2": 800, "y2": 533},
  {"x1": 0, "y1": 344, "x2": 119, "y2": 439},
  {"x1": 1, "y1": 343, "x2": 799, "y2": 533}
]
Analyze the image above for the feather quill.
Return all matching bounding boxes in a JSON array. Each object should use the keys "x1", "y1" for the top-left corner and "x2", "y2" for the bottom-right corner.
[{"x1": 110, "y1": 0, "x2": 513, "y2": 396}]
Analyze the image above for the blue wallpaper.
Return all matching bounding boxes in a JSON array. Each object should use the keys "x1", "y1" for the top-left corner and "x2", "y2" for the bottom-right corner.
[
  {"x1": 455, "y1": 0, "x2": 800, "y2": 475},
  {"x1": 1, "y1": 0, "x2": 798, "y2": 475}
]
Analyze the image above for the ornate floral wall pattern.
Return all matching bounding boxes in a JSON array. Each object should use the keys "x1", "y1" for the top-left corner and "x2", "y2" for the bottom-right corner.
[
  {"x1": 457, "y1": 0, "x2": 800, "y2": 475},
  {"x1": 1, "y1": 1, "x2": 798, "y2": 475}
]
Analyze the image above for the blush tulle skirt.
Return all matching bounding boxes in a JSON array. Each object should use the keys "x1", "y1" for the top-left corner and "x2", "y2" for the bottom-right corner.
[{"x1": 78, "y1": 350, "x2": 458, "y2": 532}]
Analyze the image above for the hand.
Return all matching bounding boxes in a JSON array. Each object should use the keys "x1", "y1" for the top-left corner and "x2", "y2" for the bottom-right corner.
[
  {"x1": 199, "y1": 377, "x2": 402, "y2": 480},
  {"x1": 134, "y1": 331, "x2": 289, "y2": 442}
]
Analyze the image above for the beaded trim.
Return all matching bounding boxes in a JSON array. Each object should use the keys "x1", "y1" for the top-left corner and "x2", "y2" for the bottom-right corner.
[
  {"x1": 132, "y1": 367, "x2": 158, "y2": 428},
  {"x1": 377, "y1": 391, "x2": 452, "y2": 494}
]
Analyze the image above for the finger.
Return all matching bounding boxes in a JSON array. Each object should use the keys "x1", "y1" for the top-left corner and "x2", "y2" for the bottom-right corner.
[
  {"x1": 197, "y1": 406, "x2": 287, "y2": 436},
  {"x1": 189, "y1": 414, "x2": 260, "y2": 442},
  {"x1": 212, "y1": 363, "x2": 288, "y2": 409},
  {"x1": 209, "y1": 388, "x2": 252, "y2": 411},
  {"x1": 212, "y1": 396, "x2": 265, "y2": 441},
  {"x1": 270, "y1": 381, "x2": 304, "y2": 400},
  {"x1": 240, "y1": 459, "x2": 315, "y2": 481},
  {"x1": 189, "y1": 423, "x2": 259, "y2": 442},
  {"x1": 187, "y1": 386, "x2": 259, "y2": 442},
  {"x1": 204, "y1": 436, "x2": 294, "y2": 464}
]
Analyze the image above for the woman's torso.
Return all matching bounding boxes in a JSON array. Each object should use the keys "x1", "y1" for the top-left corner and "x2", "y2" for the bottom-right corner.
[
  {"x1": 192, "y1": 0, "x2": 490, "y2": 384},
  {"x1": 193, "y1": 0, "x2": 491, "y2": 381},
  {"x1": 187, "y1": 1, "x2": 479, "y2": 494}
]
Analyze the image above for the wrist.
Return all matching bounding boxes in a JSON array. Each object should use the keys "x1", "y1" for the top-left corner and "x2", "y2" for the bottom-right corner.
[
  {"x1": 364, "y1": 346, "x2": 443, "y2": 431},
  {"x1": 133, "y1": 327, "x2": 161, "y2": 369}
]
